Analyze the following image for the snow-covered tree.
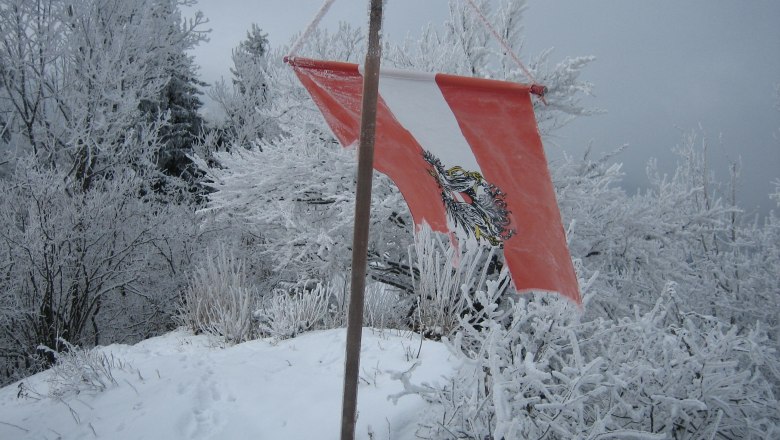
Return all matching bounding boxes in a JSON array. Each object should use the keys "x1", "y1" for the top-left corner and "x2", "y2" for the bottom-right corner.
[
  {"x1": 0, "y1": 0, "x2": 208, "y2": 384},
  {"x1": 232, "y1": 24, "x2": 269, "y2": 93},
  {"x1": 140, "y1": 51, "x2": 207, "y2": 185},
  {"x1": 0, "y1": 160, "x2": 199, "y2": 383},
  {"x1": 209, "y1": 24, "x2": 275, "y2": 149},
  {"x1": 397, "y1": 286, "x2": 779, "y2": 439},
  {"x1": 0, "y1": 0, "x2": 207, "y2": 187}
]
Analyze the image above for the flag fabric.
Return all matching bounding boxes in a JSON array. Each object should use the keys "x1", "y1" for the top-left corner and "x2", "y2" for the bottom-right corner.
[{"x1": 287, "y1": 57, "x2": 580, "y2": 305}]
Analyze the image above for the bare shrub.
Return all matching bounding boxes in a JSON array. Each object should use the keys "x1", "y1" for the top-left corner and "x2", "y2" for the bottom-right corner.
[
  {"x1": 409, "y1": 226, "x2": 509, "y2": 339},
  {"x1": 362, "y1": 283, "x2": 405, "y2": 330},
  {"x1": 325, "y1": 279, "x2": 407, "y2": 330},
  {"x1": 45, "y1": 340, "x2": 131, "y2": 398},
  {"x1": 258, "y1": 283, "x2": 331, "y2": 340},
  {"x1": 0, "y1": 163, "x2": 194, "y2": 385},
  {"x1": 178, "y1": 246, "x2": 257, "y2": 344},
  {"x1": 397, "y1": 288, "x2": 780, "y2": 439}
]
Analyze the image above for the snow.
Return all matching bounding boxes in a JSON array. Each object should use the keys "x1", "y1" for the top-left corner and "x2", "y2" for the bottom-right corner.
[{"x1": 0, "y1": 328, "x2": 456, "y2": 440}]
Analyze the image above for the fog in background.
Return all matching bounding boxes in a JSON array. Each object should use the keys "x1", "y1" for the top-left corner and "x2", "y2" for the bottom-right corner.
[{"x1": 187, "y1": 0, "x2": 780, "y2": 217}]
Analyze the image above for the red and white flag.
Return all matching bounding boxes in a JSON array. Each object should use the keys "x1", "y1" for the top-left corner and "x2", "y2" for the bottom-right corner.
[{"x1": 288, "y1": 57, "x2": 580, "y2": 305}]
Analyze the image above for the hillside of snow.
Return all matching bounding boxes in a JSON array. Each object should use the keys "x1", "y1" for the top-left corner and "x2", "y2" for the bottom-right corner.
[{"x1": 0, "y1": 328, "x2": 456, "y2": 440}]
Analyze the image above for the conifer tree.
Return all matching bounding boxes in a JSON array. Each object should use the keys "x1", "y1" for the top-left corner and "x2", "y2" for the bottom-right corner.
[
  {"x1": 141, "y1": 52, "x2": 207, "y2": 183},
  {"x1": 210, "y1": 23, "x2": 274, "y2": 149}
]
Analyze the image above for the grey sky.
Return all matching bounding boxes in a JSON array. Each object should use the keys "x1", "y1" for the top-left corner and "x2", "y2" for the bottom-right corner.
[{"x1": 187, "y1": 0, "x2": 780, "y2": 217}]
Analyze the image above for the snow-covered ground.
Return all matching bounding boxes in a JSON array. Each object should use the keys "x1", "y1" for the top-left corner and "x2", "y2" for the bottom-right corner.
[{"x1": 0, "y1": 328, "x2": 456, "y2": 440}]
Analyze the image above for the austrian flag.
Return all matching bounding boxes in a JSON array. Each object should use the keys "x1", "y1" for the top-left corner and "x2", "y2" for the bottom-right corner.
[{"x1": 287, "y1": 57, "x2": 580, "y2": 305}]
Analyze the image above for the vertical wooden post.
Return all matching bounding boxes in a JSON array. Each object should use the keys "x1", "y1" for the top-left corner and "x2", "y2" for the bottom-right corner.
[{"x1": 340, "y1": 0, "x2": 383, "y2": 439}]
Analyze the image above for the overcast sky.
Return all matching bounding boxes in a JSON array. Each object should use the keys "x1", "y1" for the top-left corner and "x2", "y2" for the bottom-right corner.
[{"x1": 186, "y1": 0, "x2": 780, "y2": 217}]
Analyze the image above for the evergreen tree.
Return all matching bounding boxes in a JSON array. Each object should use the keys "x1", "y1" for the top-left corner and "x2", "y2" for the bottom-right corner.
[
  {"x1": 232, "y1": 23, "x2": 269, "y2": 94},
  {"x1": 141, "y1": 52, "x2": 207, "y2": 183},
  {"x1": 210, "y1": 24, "x2": 274, "y2": 149}
]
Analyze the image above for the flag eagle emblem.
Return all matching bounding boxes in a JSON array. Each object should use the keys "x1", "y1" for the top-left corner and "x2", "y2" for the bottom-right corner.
[
  {"x1": 287, "y1": 57, "x2": 581, "y2": 305},
  {"x1": 423, "y1": 149, "x2": 514, "y2": 247}
]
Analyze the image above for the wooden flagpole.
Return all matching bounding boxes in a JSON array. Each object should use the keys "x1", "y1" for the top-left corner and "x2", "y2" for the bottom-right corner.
[{"x1": 340, "y1": 0, "x2": 383, "y2": 439}]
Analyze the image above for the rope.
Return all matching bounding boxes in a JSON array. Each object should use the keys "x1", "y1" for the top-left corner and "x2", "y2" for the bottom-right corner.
[
  {"x1": 462, "y1": 0, "x2": 538, "y2": 85},
  {"x1": 287, "y1": 0, "x2": 337, "y2": 59},
  {"x1": 286, "y1": 0, "x2": 546, "y2": 100}
]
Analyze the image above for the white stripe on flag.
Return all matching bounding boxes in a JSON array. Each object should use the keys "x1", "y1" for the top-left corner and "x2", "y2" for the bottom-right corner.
[{"x1": 373, "y1": 70, "x2": 482, "y2": 174}]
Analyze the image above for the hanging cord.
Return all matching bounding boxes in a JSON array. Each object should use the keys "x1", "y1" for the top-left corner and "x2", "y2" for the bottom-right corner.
[
  {"x1": 462, "y1": 0, "x2": 547, "y2": 101},
  {"x1": 286, "y1": 0, "x2": 547, "y2": 101},
  {"x1": 287, "y1": 0, "x2": 337, "y2": 59}
]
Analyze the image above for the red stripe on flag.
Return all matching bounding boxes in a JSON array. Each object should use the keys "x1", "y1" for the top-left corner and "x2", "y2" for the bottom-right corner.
[
  {"x1": 290, "y1": 59, "x2": 449, "y2": 233},
  {"x1": 436, "y1": 75, "x2": 580, "y2": 304},
  {"x1": 291, "y1": 60, "x2": 362, "y2": 146}
]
